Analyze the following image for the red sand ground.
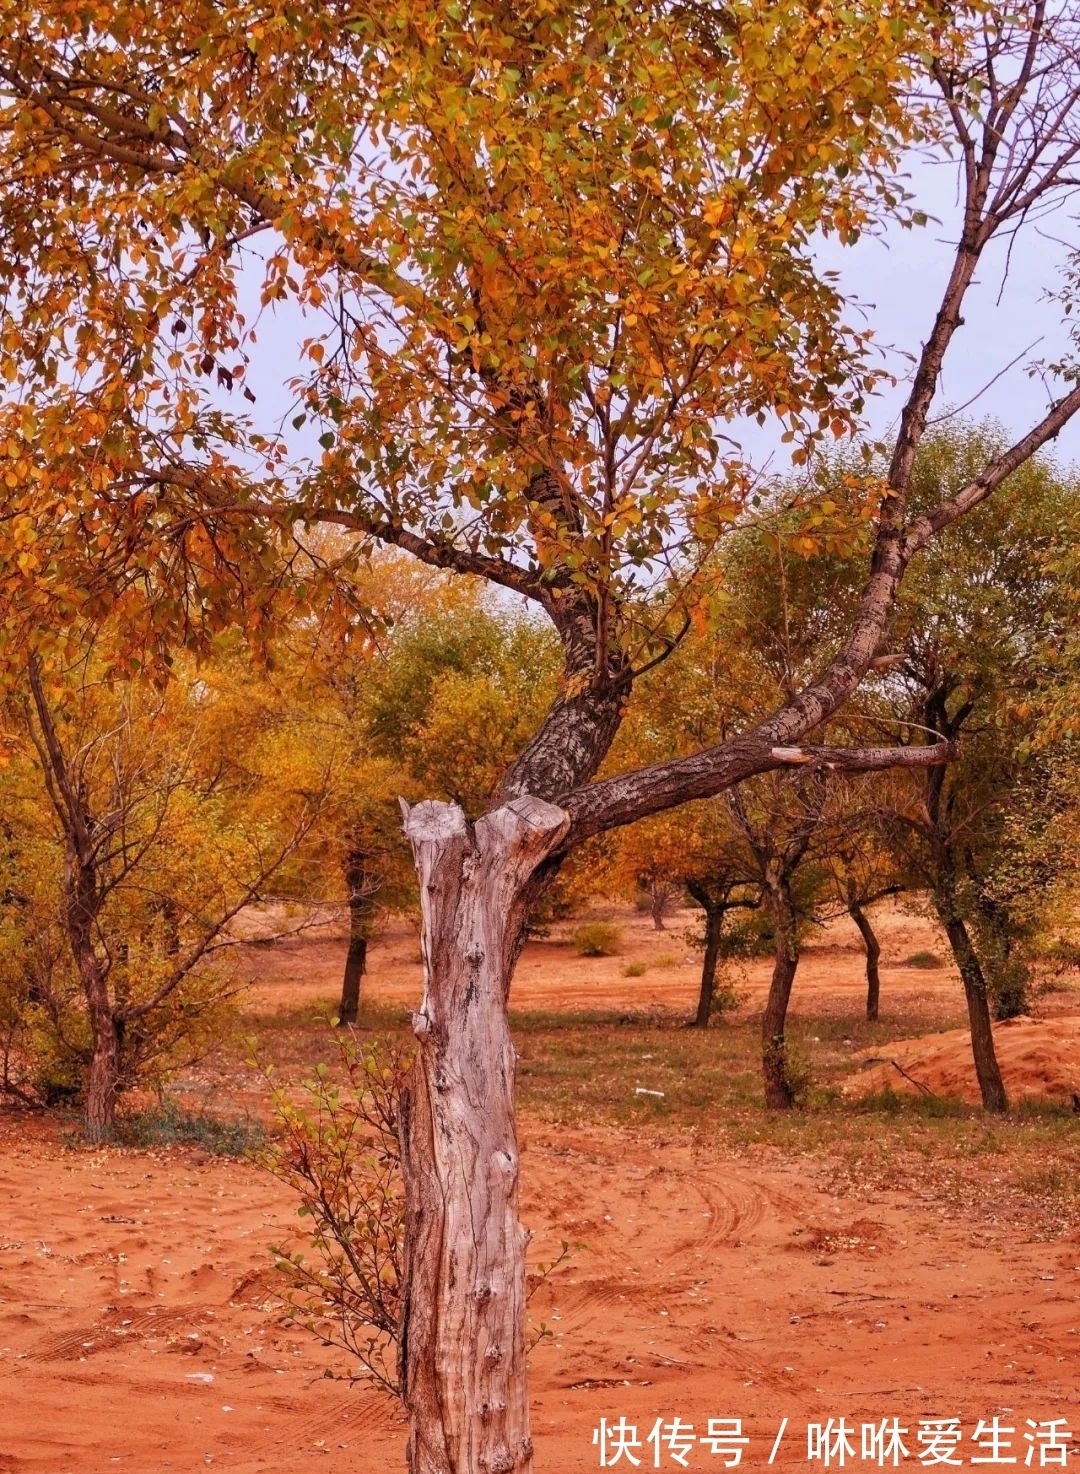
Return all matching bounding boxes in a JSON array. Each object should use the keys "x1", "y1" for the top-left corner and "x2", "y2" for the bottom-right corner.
[{"x1": 2, "y1": 905, "x2": 1079, "y2": 1474}]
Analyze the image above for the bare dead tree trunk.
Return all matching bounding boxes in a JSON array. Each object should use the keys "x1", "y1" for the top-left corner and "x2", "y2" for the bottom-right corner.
[
  {"x1": 398, "y1": 796, "x2": 569, "y2": 1474},
  {"x1": 847, "y1": 892, "x2": 882, "y2": 1022},
  {"x1": 932, "y1": 885, "x2": 1008, "y2": 1113},
  {"x1": 761, "y1": 873, "x2": 800, "y2": 1109}
]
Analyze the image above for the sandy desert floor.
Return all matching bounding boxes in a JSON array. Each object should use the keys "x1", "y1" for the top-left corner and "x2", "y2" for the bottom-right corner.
[{"x1": 2, "y1": 902, "x2": 1079, "y2": 1474}]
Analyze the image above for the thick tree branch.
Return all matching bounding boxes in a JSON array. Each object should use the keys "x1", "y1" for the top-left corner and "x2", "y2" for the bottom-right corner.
[{"x1": 562, "y1": 739, "x2": 953, "y2": 844}]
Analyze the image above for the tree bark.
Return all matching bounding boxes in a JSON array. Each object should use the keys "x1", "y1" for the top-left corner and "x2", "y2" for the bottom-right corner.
[
  {"x1": 847, "y1": 894, "x2": 882, "y2": 1022},
  {"x1": 693, "y1": 903, "x2": 723, "y2": 1027},
  {"x1": 649, "y1": 883, "x2": 667, "y2": 932},
  {"x1": 68, "y1": 886, "x2": 121, "y2": 1139},
  {"x1": 398, "y1": 795, "x2": 569, "y2": 1474},
  {"x1": 27, "y1": 656, "x2": 121, "y2": 1136},
  {"x1": 932, "y1": 887, "x2": 1008, "y2": 1113},
  {"x1": 761, "y1": 875, "x2": 800, "y2": 1109},
  {"x1": 336, "y1": 849, "x2": 381, "y2": 1027},
  {"x1": 337, "y1": 928, "x2": 367, "y2": 1028},
  {"x1": 84, "y1": 1007, "x2": 121, "y2": 1141}
]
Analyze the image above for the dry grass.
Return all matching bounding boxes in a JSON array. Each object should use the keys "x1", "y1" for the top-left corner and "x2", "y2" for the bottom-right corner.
[{"x1": 225, "y1": 987, "x2": 1080, "y2": 1240}]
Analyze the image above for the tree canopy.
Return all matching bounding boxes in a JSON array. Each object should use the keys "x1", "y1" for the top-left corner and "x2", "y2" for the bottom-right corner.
[{"x1": 6, "y1": 3, "x2": 1080, "y2": 1470}]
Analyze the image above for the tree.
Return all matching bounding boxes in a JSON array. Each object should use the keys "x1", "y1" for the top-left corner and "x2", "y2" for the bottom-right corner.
[
  {"x1": 334, "y1": 793, "x2": 405, "y2": 1026},
  {"x1": 685, "y1": 873, "x2": 759, "y2": 1028},
  {"x1": 602, "y1": 797, "x2": 760, "y2": 1019},
  {"x1": 7, "y1": 637, "x2": 324, "y2": 1137},
  {"x1": 362, "y1": 602, "x2": 560, "y2": 816},
  {"x1": 323, "y1": 595, "x2": 562, "y2": 1021},
  {"x1": 821, "y1": 779, "x2": 907, "y2": 1021},
  {"x1": 724, "y1": 771, "x2": 842, "y2": 1106},
  {"x1": 872, "y1": 427, "x2": 1080, "y2": 1111},
  {"x1": 5, "y1": 4, "x2": 1080, "y2": 1467}
]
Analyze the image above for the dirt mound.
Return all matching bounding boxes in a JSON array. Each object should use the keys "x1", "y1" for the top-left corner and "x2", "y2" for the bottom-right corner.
[{"x1": 843, "y1": 1014, "x2": 1080, "y2": 1105}]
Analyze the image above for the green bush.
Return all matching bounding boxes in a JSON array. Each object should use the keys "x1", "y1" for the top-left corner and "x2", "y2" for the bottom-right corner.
[
  {"x1": 903, "y1": 950, "x2": 945, "y2": 969},
  {"x1": 573, "y1": 922, "x2": 622, "y2": 957},
  {"x1": 623, "y1": 961, "x2": 647, "y2": 978},
  {"x1": 708, "y1": 978, "x2": 745, "y2": 1020}
]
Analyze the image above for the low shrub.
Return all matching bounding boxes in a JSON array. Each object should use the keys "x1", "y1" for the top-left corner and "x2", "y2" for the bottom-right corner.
[
  {"x1": 263, "y1": 1034, "x2": 410, "y2": 1397},
  {"x1": 573, "y1": 923, "x2": 622, "y2": 957},
  {"x1": 903, "y1": 950, "x2": 945, "y2": 969}
]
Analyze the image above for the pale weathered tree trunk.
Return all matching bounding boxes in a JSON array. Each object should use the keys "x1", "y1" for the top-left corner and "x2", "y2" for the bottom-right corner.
[
  {"x1": 761, "y1": 873, "x2": 801, "y2": 1110},
  {"x1": 398, "y1": 795, "x2": 569, "y2": 1474}
]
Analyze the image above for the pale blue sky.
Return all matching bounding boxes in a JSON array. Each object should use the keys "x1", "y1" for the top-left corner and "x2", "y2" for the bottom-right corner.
[
  {"x1": 769, "y1": 151, "x2": 1080, "y2": 471},
  {"x1": 236, "y1": 150, "x2": 1080, "y2": 487}
]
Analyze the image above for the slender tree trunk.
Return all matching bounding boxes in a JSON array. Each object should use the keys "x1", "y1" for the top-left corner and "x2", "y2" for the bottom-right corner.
[
  {"x1": 649, "y1": 883, "x2": 667, "y2": 931},
  {"x1": 932, "y1": 886, "x2": 1009, "y2": 1113},
  {"x1": 27, "y1": 658, "x2": 121, "y2": 1136},
  {"x1": 847, "y1": 892, "x2": 882, "y2": 1022},
  {"x1": 68, "y1": 903, "x2": 121, "y2": 1139},
  {"x1": 398, "y1": 795, "x2": 569, "y2": 1474},
  {"x1": 693, "y1": 903, "x2": 724, "y2": 1028},
  {"x1": 62, "y1": 852, "x2": 121, "y2": 1138},
  {"x1": 761, "y1": 874, "x2": 800, "y2": 1110},
  {"x1": 336, "y1": 851, "x2": 379, "y2": 1027},
  {"x1": 337, "y1": 926, "x2": 367, "y2": 1027}
]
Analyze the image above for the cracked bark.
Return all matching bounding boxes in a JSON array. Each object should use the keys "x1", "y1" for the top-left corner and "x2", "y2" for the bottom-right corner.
[{"x1": 398, "y1": 796, "x2": 569, "y2": 1474}]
